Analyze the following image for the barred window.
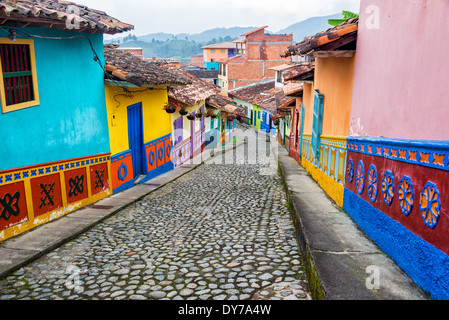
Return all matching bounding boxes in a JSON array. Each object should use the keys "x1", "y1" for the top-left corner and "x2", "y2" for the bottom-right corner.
[{"x1": 0, "y1": 39, "x2": 39, "y2": 113}]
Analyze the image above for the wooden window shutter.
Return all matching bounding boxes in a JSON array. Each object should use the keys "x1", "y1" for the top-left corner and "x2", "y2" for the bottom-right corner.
[{"x1": 311, "y1": 90, "x2": 324, "y2": 161}]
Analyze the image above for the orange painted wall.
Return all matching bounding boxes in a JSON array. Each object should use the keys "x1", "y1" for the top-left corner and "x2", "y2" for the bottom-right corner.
[
  {"x1": 302, "y1": 82, "x2": 315, "y2": 135},
  {"x1": 301, "y1": 56, "x2": 355, "y2": 137},
  {"x1": 314, "y1": 56, "x2": 355, "y2": 137},
  {"x1": 203, "y1": 48, "x2": 229, "y2": 62}
]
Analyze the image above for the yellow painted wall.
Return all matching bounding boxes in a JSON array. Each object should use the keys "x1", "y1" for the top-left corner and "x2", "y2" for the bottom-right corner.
[
  {"x1": 104, "y1": 85, "x2": 171, "y2": 155},
  {"x1": 301, "y1": 156, "x2": 344, "y2": 207}
]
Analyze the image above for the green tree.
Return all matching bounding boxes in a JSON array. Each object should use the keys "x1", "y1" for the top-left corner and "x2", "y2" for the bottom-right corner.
[{"x1": 328, "y1": 10, "x2": 359, "y2": 26}]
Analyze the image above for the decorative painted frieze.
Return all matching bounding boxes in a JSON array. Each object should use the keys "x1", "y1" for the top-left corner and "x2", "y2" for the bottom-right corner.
[
  {"x1": 345, "y1": 136, "x2": 449, "y2": 256},
  {"x1": 0, "y1": 154, "x2": 111, "y2": 240}
]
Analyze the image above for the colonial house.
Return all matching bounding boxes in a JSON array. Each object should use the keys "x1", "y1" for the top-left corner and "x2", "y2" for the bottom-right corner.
[
  {"x1": 103, "y1": 44, "x2": 190, "y2": 194},
  {"x1": 281, "y1": 18, "x2": 358, "y2": 208},
  {"x1": 156, "y1": 63, "x2": 240, "y2": 167},
  {"x1": 205, "y1": 94, "x2": 244, "y2": 148},
  {"x1": 279, "y1": 62, "x2": 314, "y2": 160},
  {"x1": 342, "y1": 0, "x2": 449, "y2": 300},
  {"x1": 279, "y1": 0, "x2": 449, "y2": 299},
  {"x1": 229, "y1": 80, "x2": 293, "y2": 135},
  {"x1": 0, "y1": 0, "x2": 132, "y2": 240}
]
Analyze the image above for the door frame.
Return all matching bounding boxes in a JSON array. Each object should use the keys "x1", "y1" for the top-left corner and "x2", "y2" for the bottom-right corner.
[{"x1": 127, "y1": 102, "x2": 144, "y2": 178}]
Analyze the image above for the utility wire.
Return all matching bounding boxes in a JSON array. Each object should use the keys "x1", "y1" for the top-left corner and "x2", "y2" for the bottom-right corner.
[{"x1": 0, "y1": 26, "x2": 129, "y2": 91}]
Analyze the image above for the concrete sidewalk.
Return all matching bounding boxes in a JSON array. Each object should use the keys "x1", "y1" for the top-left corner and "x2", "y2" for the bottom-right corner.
[
  {"x1": 0, "y1": 140, "x2": 241, "y2": 281},
  {"x1": 272, "y1": 139, "x2": 428, "y2": 300}
]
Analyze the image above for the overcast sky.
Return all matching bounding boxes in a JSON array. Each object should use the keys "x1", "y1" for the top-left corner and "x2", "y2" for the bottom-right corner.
[{"x1": 79, "y1": 0, "x2": 360, "y2": 37}]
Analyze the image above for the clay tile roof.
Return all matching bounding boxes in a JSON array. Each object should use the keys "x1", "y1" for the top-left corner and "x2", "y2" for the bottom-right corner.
[
  {"x1": 104, "y1": 44, "x2": 190, "y2": 87},
  {"x1": 206, "y1": 94, "x2": 244, "y2": 117},
  {"x1": 228, "y1": 80, "x2": 294, "y2": 114},
  {"x1": 275, "y1": 90, "x2": 295, "y2": 109},
  {"x1": 0, "y1": 0, "x2": 133, "y2": 34},
  {"x1": 281, "y1": 18, "x2": 358, "y2": 57},
  {"x1": 158, "y1": 63, "x2": 221, "y2": 106},
  {"x1": 228, "y1": 80, "x2": 276, "y2": 104},
  {"x1": 283, "y1": 82, "x2": 303, "y2": 97},
  {"x1": 187, "y1": 69, "x2": 219, "y2": 79},
  {"x1": 283, "y1": 62, "x2": 315, "y2": 81}
]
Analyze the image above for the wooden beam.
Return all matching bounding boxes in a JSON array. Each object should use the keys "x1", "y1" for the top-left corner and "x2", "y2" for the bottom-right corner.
[
  {"x1": 313, "y1": 50, "x2": 355, "y2": 58},
  {"x1": 290, "y1": 80, "x2": 314, "y2": 84}
]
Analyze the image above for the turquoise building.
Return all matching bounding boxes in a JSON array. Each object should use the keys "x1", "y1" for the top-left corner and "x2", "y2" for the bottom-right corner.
[{"x1": 0, "y1": 1, "x2": 132, "y2": 240}]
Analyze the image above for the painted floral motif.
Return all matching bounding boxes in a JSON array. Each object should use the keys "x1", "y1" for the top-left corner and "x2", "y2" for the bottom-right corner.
[
  {"x1": 382, "y1": 171, "x2": 394, "y2": 206},
  {"x1": 356, "y1": 161, "x2": 365, "y2": 195},
  {"x1": 347, "y1": 159, "x2": 354, "y2": 183},
  {"x1": 420, "y1": 182, "x2": 441, "y2": 229},
  {"x1": 367, "y1": 165, "x2": 378, "y2": 203},
  {"x1": 398, "y1": 176, "x2": 414, "y2": 216},
  {"x1": 118, "y1": 163, "x2": 128, "y2": 182}
]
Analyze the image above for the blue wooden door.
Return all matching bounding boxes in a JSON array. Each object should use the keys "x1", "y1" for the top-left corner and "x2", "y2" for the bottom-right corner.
[{"x1": 127, "y1": 103, "x2": 144, "y2": 178}]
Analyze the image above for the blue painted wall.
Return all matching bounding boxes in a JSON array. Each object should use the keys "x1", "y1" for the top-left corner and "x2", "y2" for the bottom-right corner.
[
  {"x1": 204, "y1": 61, "x2": 219, "y2": 70},
  {"x1": 343, "y1": 188, "x2": 449, "y2": 299},
  {"x1": 0, "y1": 27, "x2": 110, "y2": 171}
]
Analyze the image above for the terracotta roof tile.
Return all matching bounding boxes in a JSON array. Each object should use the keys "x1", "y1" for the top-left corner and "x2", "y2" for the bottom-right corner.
[
  {"x1": 228, "y1": 80, "x2": 275, "y2": 103},
  {"x1": 229, "y1": 80, "x2": 294, "y2": 114},
  {"x1": 0, "y1": 0, "x2": 133, "y2": 34},
  {"x1": 158, "y1": 63, "x2": 221, "y2": 106},
  {"x1": 187, "y1": 69, "x2": 219, "y2": 79},
  {"x1": 282, "y1": 18, "x2": 358, "y2": 57},
  {"x1": 206, "y1": 94, "x2": 245, "y2": 117},
  {"x1": 282, "y1": 62, "x2": 315, "y2": 81},
  {"x1": 283, "y1": 82, "x2": 303, "y2": 97},
  {"x1": 104, "y1": 44, "x2": 190, "y2": 87}
]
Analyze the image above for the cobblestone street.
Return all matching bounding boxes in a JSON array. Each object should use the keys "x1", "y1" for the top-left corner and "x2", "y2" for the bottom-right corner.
[{"x1": 0, "y1": 126, "x2": 311, "y2": 301}]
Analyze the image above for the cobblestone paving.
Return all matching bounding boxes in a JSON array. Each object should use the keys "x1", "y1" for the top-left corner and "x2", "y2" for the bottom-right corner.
[{"x1": 0, "y1": 126, "x2": 311, "y2": 300}]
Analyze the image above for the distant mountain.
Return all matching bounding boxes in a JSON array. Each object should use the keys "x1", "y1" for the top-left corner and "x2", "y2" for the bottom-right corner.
[
  {"x1": 104, "y1": 14, "x2": 344, "y2": 59},
  {"x1": 138, "y1": 32, "x2": 185, "y2": 42},
  {"x1": 105, "y1": 26, "x2": 258, "y2": 45},
  {"x1": 277, "y1": 13, "x2": 342, "y2": 42},
  {"x1": 186, "y1": 27, "x2": 257, "y2": 42},
  {"x1": 115, "y1": 40, "x2": 204, "y2": 61}
]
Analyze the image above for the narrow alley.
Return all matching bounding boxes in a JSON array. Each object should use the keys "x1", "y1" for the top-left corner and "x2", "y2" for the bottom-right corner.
[
  {"x1": 1, "y1": 0, "x2": 447, "y2": 303},
  {"x1": 0, "y1": 125, "x2": 311, "y2": 301}
]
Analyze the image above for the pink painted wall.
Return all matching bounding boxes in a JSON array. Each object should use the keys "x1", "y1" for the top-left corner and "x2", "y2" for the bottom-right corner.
[{"x1": 350, "y1": 0, "x2": 449, "y2": 141}]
